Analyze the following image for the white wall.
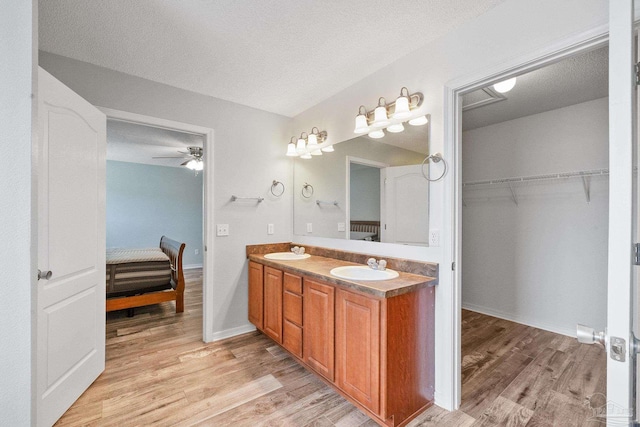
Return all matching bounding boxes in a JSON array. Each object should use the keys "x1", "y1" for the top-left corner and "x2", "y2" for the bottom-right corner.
[
  {"x1": 0, "y1": 2, "x2": 35, "y2": 426},
  {"x1": 106, "y1": 161, "x2": 204, "y2": 267},
  {"x1": 39, "y1": 51, "x2": 293, "y2": 338},
  {"x1": 291, "y1": 0, "x2": 608, "y2": 409},
  {"x1": 462, "y1": 97, "x2": 609, "y2": 336}
]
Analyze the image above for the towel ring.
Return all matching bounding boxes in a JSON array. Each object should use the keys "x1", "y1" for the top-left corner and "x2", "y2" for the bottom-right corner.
[
  {"x1": 270, "y1": 180, "x2": 285, "y2": 197},
  {"x1": 421, "y1": 153, "x2": 447, "y2": 182},
  {"x1": 302, "y1": 182, "x2": 314, "y2": 198}
]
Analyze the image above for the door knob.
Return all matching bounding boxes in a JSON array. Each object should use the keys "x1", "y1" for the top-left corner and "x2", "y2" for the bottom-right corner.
[
  {"x1": 576, "y1": 324, "x2": 605, "y2": 346},
  {"x1": 37, "y1": 270, "x2": 52, "y2": 280}
]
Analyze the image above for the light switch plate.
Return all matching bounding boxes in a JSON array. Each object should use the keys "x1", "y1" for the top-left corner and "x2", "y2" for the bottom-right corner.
[
  {"x1": 338, "y1": 222, "x2": 346, "y2": 232},
  {"x1": 267, "y1": 224, "x2": 274, "y2": 235},
  {"x1": 306, "y1": 223, "x2": 313, "y2": 233},
  {"x1": 217, "y1": 224, "x2": 229, "y2": 236}
]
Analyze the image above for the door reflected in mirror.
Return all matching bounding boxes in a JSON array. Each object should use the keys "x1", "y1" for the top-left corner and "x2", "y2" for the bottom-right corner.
[{"x1": 293, "y1": 123, "x2": 430, "y2": 246}]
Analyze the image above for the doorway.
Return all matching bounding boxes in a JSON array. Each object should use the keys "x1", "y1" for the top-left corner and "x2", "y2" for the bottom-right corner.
[{"x1": 100, "y1": 107, "x2": 215, "y2": 342}]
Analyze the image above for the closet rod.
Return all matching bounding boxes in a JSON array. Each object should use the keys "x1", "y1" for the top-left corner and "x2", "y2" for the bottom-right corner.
[{"x1": 462, "y1": 168, "x2": 609, "y2": 188}]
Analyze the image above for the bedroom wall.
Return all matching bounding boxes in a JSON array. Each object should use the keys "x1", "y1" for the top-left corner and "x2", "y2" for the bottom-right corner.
[
  {"x1": 39, "y1": 51, "x2": 293, "y2": 341},
  {"x1": 291, "y1": 0, "x2": 608, "y2": 408},
  {"x1": 1, "y1": 1, "x2": 35, "y2": 425},
  {"x1": 106, "y1": 160, "x2": 204, "y2": 267},
  {"x1": 461, "y1": 97, "x2": 609, "y2": 337},
  {"x1": 350, "y1": 166, "x2": 380, "y2": 221}
]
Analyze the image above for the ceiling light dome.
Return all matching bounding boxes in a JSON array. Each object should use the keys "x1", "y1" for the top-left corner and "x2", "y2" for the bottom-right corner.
[{"x1": 493, "y1": 77, "x2": 517, "y2": 93}]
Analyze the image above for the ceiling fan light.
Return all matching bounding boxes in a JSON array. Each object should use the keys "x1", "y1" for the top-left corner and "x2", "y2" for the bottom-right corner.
[
  {"x1": 185, "y1": 159, "x2": 198, "y2": 170},
  {"x1": 368, "y1": 129, "x2": 385, "y2": 139},
  {"x1": 493, "y1": 77, "x2": 517, "y2": 93},
  {"x1": 408, "y1": 115, "x2": 428, "y2": 126},
  {"x1": 387, "y1": 123, "x2": 405, "y2": 133},
  {"x1": 194, "y1": 159, "x2": 204, "y2": 171}
]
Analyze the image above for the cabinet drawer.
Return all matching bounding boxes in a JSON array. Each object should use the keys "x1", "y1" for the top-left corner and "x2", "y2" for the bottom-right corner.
[
  {"x1": 283, "y1": 291, "x2": 303, "y2": 326},
  {"x1": 284, "y1": 272, "x2": 302, "y2": 294},
  {"x1": 283, "y1": 319, "x2": 303, "y2": 358}
]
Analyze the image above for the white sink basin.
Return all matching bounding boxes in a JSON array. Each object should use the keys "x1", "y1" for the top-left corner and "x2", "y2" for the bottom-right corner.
[
  {"x1": 264, "y1": 252, "x2": 311, "y2": 260},
  {"x1": 330, "y1": 265, "x2": 399, "y2": 281}
]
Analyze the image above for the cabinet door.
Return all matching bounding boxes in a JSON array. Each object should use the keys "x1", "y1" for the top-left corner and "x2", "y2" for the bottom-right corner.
[
  {"x1": 248, "y1": 261, "x2": 264, "y2": 330},
  {"x1": 335, "y1": 288, "x2": 380, "y2": 415},
  {"x1": 303, "y1": 279, "x2": 335, "y2": 381},
  {"x1": 263, "y1": 266, "x2": 283, "y2": 343}
]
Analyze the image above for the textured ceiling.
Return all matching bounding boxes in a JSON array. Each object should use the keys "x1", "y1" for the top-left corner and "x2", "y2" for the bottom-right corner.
[
  {"x1": 462, "y1": 46, "x2": 608, "y2": 131},
  {"x1": 39, "y1": 0, "x2": 505, "y2": 117},
  {"x1": 107, "y1": 120, "x2": 204, "y2": 168}
]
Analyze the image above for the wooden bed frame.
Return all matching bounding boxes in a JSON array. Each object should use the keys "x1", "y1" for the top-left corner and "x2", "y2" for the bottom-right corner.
[{"x1": 105, "y1": 236, "x2": 186, "y2": 313}]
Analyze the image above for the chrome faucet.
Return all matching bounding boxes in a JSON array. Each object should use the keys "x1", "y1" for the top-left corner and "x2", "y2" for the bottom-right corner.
[
  {"x1": 367, "y1": 258, "x2": 387, "y2": 271},
  {"x1": 291, "y1": 246, "x2": 305, "y2": 255}
]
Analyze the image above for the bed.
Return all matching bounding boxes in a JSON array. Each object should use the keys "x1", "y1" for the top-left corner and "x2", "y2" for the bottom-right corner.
[
  {"x1": 105, "y1": 236, "x2": 186, "y2": 314},
  {"x1": 350, "y1": 220, "x2": 380, "y2": 241}
]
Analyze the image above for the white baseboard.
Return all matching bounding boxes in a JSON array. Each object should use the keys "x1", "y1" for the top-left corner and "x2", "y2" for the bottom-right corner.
[
  {"x1": 184, "y1": 263, "x2": 203, "y2": 270},
  {"x1": 462, "y1": 302, "x2": 576, "y2": 338},
  {"x1": 207, "y1": 324, "x2": 257, "y2": 342}
]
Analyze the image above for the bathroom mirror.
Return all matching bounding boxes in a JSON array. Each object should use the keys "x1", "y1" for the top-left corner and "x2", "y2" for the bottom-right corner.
[{"x1": 293, "y1": 123, "x2": 430, "y2": 246}]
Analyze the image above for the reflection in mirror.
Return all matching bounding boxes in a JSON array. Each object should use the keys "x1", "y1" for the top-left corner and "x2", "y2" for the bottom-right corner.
[{"x1": 293, "y1": 123, "x2": 430, "y2": 246}]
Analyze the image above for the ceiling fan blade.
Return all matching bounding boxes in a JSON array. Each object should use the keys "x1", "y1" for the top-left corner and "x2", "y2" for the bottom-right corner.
[
  {"x1": 152, "y1": 156, "x2": 189, "y2": 159},
  {"x1": 180, "y1": 160, "x2": 192, "y2": 166}
]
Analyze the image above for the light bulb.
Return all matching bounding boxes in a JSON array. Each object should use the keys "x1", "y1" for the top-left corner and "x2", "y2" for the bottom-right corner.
[
  {"x1": 185, "y1": 159, "x2": 197, "y2": 170},
  {"x1": 368, "y1": 129, "x2": 385, "y2": 139},
  {"x1": 387, "y1": 123, "x2": 404, "y2": 133},
  {"x1": 194, "y1": 160, "x2": 204, "y2": 171},
  {"x1": 493, "y1": 77, "x2": 517, "y2": 93},
  {"x1": 408, "y1": 115, "x2": 428, "y2": 126}
]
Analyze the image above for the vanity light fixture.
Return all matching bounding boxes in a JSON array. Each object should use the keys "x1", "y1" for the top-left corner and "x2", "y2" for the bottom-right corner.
[
  {"x1": 353, "y1": 87, "x2": 424, "y2": 138},
  {"x1": 493, "y1": 77, "x2": 517, "y2": 93},
  {"x1": 372, "y1": 97, "x2": 391, "y2": 127},
  {"x1": 321, "y1": 144, "x2": 334, "y2": 153},
  {"x1": 286, "y1": 128, "x2": 329, "y2": 158}
]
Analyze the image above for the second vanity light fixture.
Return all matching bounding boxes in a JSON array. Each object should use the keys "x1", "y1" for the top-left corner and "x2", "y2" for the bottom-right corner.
[
  {"x1": 286, "y1": 127, "x2": 331, "y2": 159},
  {"x1": 354, "y1": 87, "x2": 428, "y2": 138}
]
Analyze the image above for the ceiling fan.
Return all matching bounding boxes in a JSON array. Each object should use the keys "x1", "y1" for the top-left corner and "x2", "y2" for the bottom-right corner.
[{"x1": 152, "y1": 146, "x2": 203, "y2": 170}]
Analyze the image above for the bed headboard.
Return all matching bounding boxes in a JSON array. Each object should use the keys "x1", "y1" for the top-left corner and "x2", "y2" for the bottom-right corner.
[
  {"x1": 159, "y1": 236, "x2": 186, "y2": 292},
  {"x1": 350, "y1": 220, "x2": 380, "y2": 235}
]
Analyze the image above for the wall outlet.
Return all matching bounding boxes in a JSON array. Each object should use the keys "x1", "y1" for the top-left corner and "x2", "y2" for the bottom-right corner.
[
  {"x1": 429, "y1": 229, "x2": 440, "y2": 247},
  {"x1": 195, "y1": 249, "x2": 200, "y2": 255},
  {"x1": 306, "y1": 223, "x2": 313, "y2": 233},
  {"x1": 338, "y1": 222, "x2": 346, "y2": 232},
  {"x1": 267, "y1": 223, "x2": 274, "y2": 235},
  {"x1": 216, "y1": 224, "x2": 229, "y2": 236}
]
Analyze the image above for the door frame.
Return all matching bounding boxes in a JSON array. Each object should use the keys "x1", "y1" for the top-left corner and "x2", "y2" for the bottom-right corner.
[
  {"x1": 98, "y1": 107, "x2": 216, "y2": 343},
  {"x1": 443, "y1": 26, "x2": 609, "y2": 409}
]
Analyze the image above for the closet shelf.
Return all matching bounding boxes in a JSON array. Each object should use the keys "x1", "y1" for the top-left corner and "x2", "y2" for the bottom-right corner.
[{"x1": 462, "y1": 168, "x2": 609, "y2": 206}]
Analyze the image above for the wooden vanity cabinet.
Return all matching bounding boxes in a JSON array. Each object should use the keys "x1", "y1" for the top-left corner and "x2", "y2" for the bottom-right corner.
[
  {"x1": 263, "y1": 266, "x2": 283, "y2": 343},
  {"x1": 247, "y1": 261, "x2": 264, "y2": 330},
  {"x1": 335, "y1": 288, "x2": 381, "y2": 415},
  {"x1": 303, "y1": 278, "x2": 335, "y2": 381},
  {"x1": 282, "y1": 273, "x2": 303, "y2": 358}
]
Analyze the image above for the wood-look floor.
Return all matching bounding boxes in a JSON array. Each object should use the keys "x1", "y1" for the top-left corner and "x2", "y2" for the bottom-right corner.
[{"x1": 56, "y1": 269, "x2": 607, "y2": 426}]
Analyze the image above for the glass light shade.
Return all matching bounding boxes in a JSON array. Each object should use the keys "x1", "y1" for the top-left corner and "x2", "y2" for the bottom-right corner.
[
  {"x1": 286, "y1": 142, "x2": 298, "y2": 156},
  {"x1": 372, "y1": 105, "x2": 390, "y2": 127},
  {"x1": 368, "y1": 129, "x2": 385, "y2": 139},
  {"x1": 300, "y1": 152, "x2": 312, "y2": 159},
  {"x1": 321, "y1": 145, "x2": 335, "y2": 152},
  {"x1": 185, "y1": 159, "x2": 197, "y2": 170},
  {"x1": 354, "y1": 114, "x2": 370, "y2": 134},
  {"x1": 194, "y1": 160, "x2": 204, "y2": 171},
  {"x1": 307, "y1": 133, "x2": 319, "y2": 152},
  {"x1": 408, "y1": 115, "x2": 429, "y2": 126},
  {"x1": 393, "y1": 96, "x2": 411, "y2": 120},
  {"x1": 387, "y1": 123, "x2": 404, "y2": 133},
  {"x1": 311, "y1": 149, "x2": 322, "y2": 156},
  {"x1": 493, "y1": 77, "x2": 517, "y2": 93},
  {"x1": 296, "y1": 138, "x2": 307, "y2": 154}
]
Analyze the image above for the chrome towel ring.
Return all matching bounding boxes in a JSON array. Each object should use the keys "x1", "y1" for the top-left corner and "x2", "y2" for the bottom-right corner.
[
  {"x1": 270, "y1": 180, "x2": 285, "y2": 197},
  {"x1": 421, "y1": 152, "x2": 447, "y2": 182},
  {"x1": 302, "y1": 182, "x2": 314, "y2": 198}
]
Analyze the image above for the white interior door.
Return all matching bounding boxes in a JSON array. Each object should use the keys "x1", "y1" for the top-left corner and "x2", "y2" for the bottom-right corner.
[
  {"x1": 36, "y1": 68, "x2": 106, "y2": 426},
  {"x1": 380, "y1": 164, "x2": 429, "y2": 245},
  {"x1": 607, "y1": 1, "x2": 636, "y2": 424}
]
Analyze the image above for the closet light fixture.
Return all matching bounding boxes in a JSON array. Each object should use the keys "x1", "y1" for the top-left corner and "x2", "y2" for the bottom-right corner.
[
  {"x1": 493, "y1": 77, "x2": 517, "y2": 93},
  {"x1": 353, "y1": 87, "x2": 425, "y2": 139}
]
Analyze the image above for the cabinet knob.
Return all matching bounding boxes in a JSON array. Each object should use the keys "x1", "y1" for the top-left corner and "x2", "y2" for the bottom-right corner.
[{"x1": 38, "y1": 270, "x2": 52, "y2": 280}]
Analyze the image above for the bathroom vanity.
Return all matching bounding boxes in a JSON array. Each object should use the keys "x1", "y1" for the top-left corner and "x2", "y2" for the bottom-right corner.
[{"x1": 246, "y1": 243, "x2": 438, "y2": 427}]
